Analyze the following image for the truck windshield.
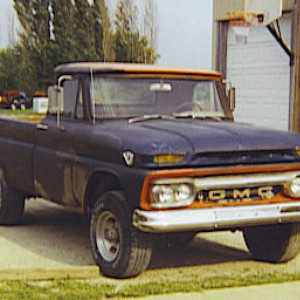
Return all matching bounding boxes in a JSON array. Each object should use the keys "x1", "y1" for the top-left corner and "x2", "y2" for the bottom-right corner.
[{"x1": 90, "y1": 76, "x2": 225, "y2": 119}]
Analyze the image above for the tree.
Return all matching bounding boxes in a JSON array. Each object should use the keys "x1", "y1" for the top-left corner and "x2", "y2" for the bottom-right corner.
[
  {"x1": 0, "y1": 47, "x2": 22, "y2": 90},
  {"x1": 51, "y1": 0, "x2": 102, "y2": 62},
  {"x1": 114, "y1": 0, "x2": 158, "y2": 63},
  {"x1": 93, "y1": 0, "x2": 105, "y2": 61},
  {"x1": 95, "y1": 0, "x2": 114, "y2": 61},
  {"x1": 10, "y1": 0, "x2": 158, "y2": 95},
  {"x1": 51, "y1": 0, "x2": 76, "y2": 64},
  {"x1": 14, "y1": 0, "x2": 51, "y2": 93},
  {"x1": 143, "y1": 0, "x2": 158, "y2": 63},
  {"x1": 73, "y1": 0, "x2": 97, "y2": 61},
  {"x1": 114, "y1": 0, "x2": 138, "y2": 62}
]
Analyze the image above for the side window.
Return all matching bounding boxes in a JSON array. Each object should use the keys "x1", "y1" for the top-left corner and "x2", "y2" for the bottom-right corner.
[
  {"x1": 193, "y1": 81, "x2": 224, "y2": 113},
  {"x1": 193, "y1": 82, "x2": 212, "y2": 111},
  {"x1": 63, "y1": 80, "x2": 79, "y2": 117}
]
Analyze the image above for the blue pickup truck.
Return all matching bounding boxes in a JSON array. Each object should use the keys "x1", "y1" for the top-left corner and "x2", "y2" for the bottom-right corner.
[{"x1": 1, "y1": 62, "x2": 300, "y2": 278}]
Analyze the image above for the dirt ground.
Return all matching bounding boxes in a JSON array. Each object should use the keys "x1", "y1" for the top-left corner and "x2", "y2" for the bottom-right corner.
[{"x1": 0, "y1": 198, "x2": 299, "y2": 284}]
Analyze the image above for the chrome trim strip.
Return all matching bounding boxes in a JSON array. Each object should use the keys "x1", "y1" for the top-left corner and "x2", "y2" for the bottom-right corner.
[
  {"x1": 153, "y1": 171, "x2": 300, "y2": 190},
  {"x1": 133, "y1": 203, "x2": 300, "y2": 233}
]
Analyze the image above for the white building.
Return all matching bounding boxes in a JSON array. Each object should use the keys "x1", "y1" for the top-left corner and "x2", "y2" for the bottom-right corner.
[{"x1": 213, "y1": 0, "x2": 295, "y2": 131}]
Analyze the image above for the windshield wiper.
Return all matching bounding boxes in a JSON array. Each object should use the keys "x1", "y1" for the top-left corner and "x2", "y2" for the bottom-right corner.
[
  {"x1": 174, "y1": 112, "x2": 224, "y2": 122},
  {"x1": 128, "y1": 114, "x2": 175, "y2": 124}
]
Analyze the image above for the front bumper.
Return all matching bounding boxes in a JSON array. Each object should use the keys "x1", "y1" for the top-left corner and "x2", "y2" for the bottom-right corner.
[{"x1": 133, "y1": 202, "x2": 300, "y2": 233}]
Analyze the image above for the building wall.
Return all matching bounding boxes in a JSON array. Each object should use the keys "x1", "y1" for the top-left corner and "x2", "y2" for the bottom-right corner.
[
  {"x1": 214, "y1": 0, "x2": 294, "y2": 21},
  {"x1": 212, "y1": 0, "x2": 293, "y2": 69},
  {"x1": 213, "y1": 0, "x2": 293, "y2": 131},
  {"x1": 227, "y1": 14, "x2": 291, "y2": 130}
]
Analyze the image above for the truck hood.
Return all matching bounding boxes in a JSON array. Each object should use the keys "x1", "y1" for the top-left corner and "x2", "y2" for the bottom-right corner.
[{"x1": 118, "y1": 119, "x2": 300, "y2": 167}]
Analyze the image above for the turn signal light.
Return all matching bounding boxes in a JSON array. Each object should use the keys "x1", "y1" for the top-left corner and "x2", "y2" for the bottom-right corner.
[{"x1": 153, "y1": 153, "x2": 186, "y2": 164}]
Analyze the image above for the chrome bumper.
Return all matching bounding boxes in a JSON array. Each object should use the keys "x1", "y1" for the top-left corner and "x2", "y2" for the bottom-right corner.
[{"x1": 133, "y1": 202, "x2": 300, "y2": 233}]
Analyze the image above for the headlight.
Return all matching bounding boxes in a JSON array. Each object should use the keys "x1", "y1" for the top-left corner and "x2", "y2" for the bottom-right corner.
[
  {"x1": 284, "y1": 177, "x2": 300, "y2": 198},
  {"x1": 151, "y1": 183, "x2": 195, "y2": 208}
]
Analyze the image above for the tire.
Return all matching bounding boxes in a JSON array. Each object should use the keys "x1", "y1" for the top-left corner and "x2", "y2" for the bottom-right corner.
[
  {"x1": 90, "y1": 191, "x2": 153, "y2": 278},
  {"x1": 0, "y1": 175, "x2": 25, "y2": 225},
  {"x1": 243, "y1": 223, "x2": 300, "y2": 263},
  {"x1": 10, "y1": 103, "x2": 16, "y2": 111}
]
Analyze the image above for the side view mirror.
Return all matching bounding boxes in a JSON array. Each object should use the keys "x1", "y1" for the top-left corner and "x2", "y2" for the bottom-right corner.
[
  {"x1": 47, "y1": 85, "x2": 63, "y2": 114},
  {"x1": 228, "y1": 86, "x2": 236, "y2": 112},
  {"x1": 47, "y1": 75, "x2": 73, "y2": 130}
]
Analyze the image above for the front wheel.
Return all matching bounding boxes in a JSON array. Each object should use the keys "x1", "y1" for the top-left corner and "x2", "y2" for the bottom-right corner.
[
  {"x1": 20, "y1": 103, "x2": 26, "y2": 110},
  {"x1": 243, "y1": 223, "x2": 300, "y2": 263},
  {"x1": 90, "y1": 191, "x2": 152, "y2": 278}
]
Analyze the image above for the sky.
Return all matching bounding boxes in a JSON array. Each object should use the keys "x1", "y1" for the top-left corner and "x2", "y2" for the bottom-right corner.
[
  {"x1": 156, "y1": 0, "x2": 213, "y2": 69},
  {"x1": 0, "y1": 0, "x2": 213, "y2": 69},
  {"x1": 0, "y1": 0, "x2": 15, "y2": 48}
]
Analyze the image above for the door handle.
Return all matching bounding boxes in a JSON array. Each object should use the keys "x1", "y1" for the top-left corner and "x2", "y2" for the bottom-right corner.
[{"x1": 36, "y1": 123, "x2": 48, "y2": 130}]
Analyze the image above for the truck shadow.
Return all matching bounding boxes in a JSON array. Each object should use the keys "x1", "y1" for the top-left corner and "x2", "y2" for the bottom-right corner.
[
  {"x1": 149, "y1": 235, "x2": 249, "y2": 270},
  {"x1": 0, "y1": 199, "x2": 250, "y2": 271}
]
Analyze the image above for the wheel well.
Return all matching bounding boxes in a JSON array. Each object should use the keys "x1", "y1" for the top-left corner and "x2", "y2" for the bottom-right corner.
[{"x1": 84, "y1": 172, "x2": 121, "y2": 211}]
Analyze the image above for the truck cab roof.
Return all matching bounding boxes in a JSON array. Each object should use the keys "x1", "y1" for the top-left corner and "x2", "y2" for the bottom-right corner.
[{"x1": 54, "y1": 62, "x2": 222, "y2": 80}]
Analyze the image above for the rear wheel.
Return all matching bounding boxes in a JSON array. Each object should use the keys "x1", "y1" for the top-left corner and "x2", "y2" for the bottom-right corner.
[
  {"x1": 243, "y1": 223, "x2": 300, "y2": 263},
  {"x1": 90, "y1": 191, "x2": 153, "y2": 278},
  {"x1": 0, "y1": 175, "x2": 25, "y2": 225}
]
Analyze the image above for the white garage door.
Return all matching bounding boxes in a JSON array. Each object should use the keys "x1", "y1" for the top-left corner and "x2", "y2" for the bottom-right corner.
[{"x1": 227, "y1": 14, "x2": 291, "y2": 131}]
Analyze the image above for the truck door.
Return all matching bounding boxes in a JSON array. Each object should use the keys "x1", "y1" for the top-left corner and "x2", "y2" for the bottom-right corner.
[{"x1": 33, "y1": 80, "x2": 79, "y2": 206}]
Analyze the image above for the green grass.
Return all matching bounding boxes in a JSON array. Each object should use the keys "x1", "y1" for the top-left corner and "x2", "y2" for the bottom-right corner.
[
  {"x1": 0, "y1": 109, "x2": 46, "y2": 123},
  {"x1": 0, "y1": 108, "x2": 41, "y2": 115},
  {"x1": 1, "y1": 271, "x2": 300, "y2": 299}
]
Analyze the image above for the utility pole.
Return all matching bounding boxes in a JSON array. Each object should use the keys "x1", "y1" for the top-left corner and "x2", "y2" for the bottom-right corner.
[{"x1": 290, "y1": 0, "x2": 300, "y2": 132}]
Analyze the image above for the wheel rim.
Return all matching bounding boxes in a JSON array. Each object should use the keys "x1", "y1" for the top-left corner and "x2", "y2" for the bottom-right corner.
[{"x1": 95, "y1": 210, "x2": 120, "y2": 262}]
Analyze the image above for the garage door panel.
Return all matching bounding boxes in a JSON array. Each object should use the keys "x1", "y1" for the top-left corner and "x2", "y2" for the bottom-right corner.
[
  {"x1": 237, "y1": 94, "x2": 289, "y2": 104},
  {"x1": 232, "y1": 74, "x2": 289, "y2": 92},
  {"x1": 235, "y1": 100, "x2": 289, "y2": 130},
  {"x1": 228, "y1": 44, "x2": 290, "y2": 65}
]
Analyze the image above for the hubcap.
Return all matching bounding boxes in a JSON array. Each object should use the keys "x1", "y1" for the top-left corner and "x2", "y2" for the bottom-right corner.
[{"x1": 96, "y1": 211, "x2": 120, "y2": 262}]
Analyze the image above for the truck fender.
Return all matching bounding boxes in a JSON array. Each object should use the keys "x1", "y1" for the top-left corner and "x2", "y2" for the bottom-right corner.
[{"x1": 84, "y1": 171, "x2": 121, "y2": 211}]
